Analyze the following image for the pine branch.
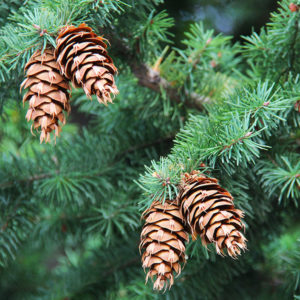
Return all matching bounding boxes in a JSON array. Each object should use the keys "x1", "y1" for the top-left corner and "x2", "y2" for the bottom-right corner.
[
  {"x1": 0, "y1": 172, "x2": 57, "y2": 189},
  {"x1": 120, "y1": 133, "x2": 175, "y2": 155},
  {"x1": 131, "y1": 63, "x2": 210, "y2": 110},
  {"x1": 0, "y1": 196, "x2": 35, "y2": 267},
  {"x1": 105, "y1": 32, "x2": 210, "y2": 110},
  {"x1": 288, "y1": 19, "x2": 299, "y2": 73},
  {"x1": 0, "y1": 134, "x2": 175, "y2": 189},
  {"x1": 102, "y1": 256, "x2": 140, "y2": 278}
]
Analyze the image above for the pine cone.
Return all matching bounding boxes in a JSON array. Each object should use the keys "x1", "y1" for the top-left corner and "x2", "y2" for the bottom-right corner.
[
  {"x1": 178, "y1": 171, "x2": 247, "y2": 258},
  {"x1": 140, "y1": 200, "x2": 189, "y2": 291},
  {"x1": 55, "y1": 23, "x2": 118, "y2": 105},
  {"x1": 21, "y1": 48, "x2": 71, "y2": 143}
]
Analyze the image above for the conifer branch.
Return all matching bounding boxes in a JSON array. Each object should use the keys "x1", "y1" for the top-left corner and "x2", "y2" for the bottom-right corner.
[
  {"x1": 103, "y1": 257, "x2": 140, "y2": 278},
  {"x1": 120, "y1": 134, "x2": 175, "y2": 155},
  {"x1": 223, "y1": 131, "x2": 253, "y2": 150},
  {"x1": 288, "y1": 19, "x2": 299, "y2": 72},
  {"x1": 130, "y1": 63, "x2": 210, "y2": 110},
  {"x1": 0, "y1": 172, "x2": 58, "y2": 189},
  {"x1": 105, "y1": 32, "x2": 210, "y2": 110},
  {"x1": 0, "y1": 134, "x2": 175, "y2": 189}
]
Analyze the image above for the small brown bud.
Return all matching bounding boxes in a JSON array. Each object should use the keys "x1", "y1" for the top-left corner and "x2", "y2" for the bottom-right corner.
[
  {"x1": 210, "y1": 60, "x2": 217, "y2": 68},
  {"x1": 40, "y1": 29, "x2": 47, "y2": 36},
  {"x1": 206, "y1": 37, "x2": 212, "y2": 45},
  {"x1": 61, "y1": 224, "x2": 67, "y2": 233},
  {"x1": 289, "y1": 3, "x2": 299, "y2": 12},
  {"x1": 33, "y1": 24, "x2": 41, "y2": 30},
  {"x1": 152, "y1": 172, "x2": 160, "y2": 178},
  {"x1": 244, "y1": 132, "x2": 253, "y2": 138}
]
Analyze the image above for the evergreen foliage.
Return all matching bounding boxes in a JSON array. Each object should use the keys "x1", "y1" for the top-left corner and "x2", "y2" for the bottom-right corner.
[{"x1": 0, "y1": 0, "x2": 299, "y2": 299}]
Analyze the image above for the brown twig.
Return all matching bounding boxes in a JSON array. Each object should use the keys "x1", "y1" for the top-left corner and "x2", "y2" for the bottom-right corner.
[
  {"x1": 103, "y1": 32, "x2": 210, "y2": 110},
  {"x1": 130, "y1": 63, "x2": 210, "y2": 110},
  {"x1": 223, "y1": 132, "x2": 253, "y2": 150}
]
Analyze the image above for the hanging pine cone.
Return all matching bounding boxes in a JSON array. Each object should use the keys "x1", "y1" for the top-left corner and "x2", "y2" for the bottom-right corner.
[
  {"x1": 178, "y1": 171, "x2": 247, "y2": 258},
  {"x1": 21, "y1": 48, "x2": 71, "y2": 143},
  {"x1": 55, "y1": 23, "x2": 118, "y2": 105},
  {"x1": 140, "y1": 200, "x2": 189, "y2": 291}
]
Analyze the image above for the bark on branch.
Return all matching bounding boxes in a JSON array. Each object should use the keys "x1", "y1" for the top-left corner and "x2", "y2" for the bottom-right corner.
[
  {"x1": 130, "y1": 63, "x2": 210, "y2": 110},
  {"x1": 104, "y1": 31, "x2": 210, "y2": 110}
]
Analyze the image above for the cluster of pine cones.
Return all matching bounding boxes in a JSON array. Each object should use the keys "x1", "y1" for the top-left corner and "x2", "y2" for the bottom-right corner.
[
  {"x1": 21, "y1": 23, "x2": 118, "y2": 143},
  {"x1": 140, "y1": 170, "x2": 247, "y2": 291},
  {"x1": 21, "y1": 23, "x2": 248, "y2": 293}
]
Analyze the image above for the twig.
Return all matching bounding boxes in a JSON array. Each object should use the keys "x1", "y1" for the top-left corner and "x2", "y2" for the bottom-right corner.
[
  {"x1": 0, "y1": 134, "x2": 176, "y2": 188},
  {"x1": 289, "y1": 20, "x2": 299, "y2": 72},
  {"x1": 223, "y1": 132, "x2": 253, "y2": 150},
  {"x1": 120, "y1": 134, "x2": 175, "y2": 156},
  {"x1": 130, "y1": 63, "x2": 210, "y2": 110},
  {"x1": 103, "y1": 32, "x2": 210, "y2": 110},
  {"x1": 275, "y1": 19, "x2": 299, "y2": 84},
  {"x1": 0, "y1": 172, "x2": 57, "y2": 189}
]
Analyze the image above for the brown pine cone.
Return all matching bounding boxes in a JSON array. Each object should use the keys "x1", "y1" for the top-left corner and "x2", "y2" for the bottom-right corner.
[
  {"x1": 178, "y1": 171, "x2": 247, "y2": 258},
  {"x1": 55, "y1": 23, "x2": 118, "y2": 105},
  {"x1": 140, "y1": 200, "x2": 189, "y2": 291},
  {"x1": 21, "y1": 48, "x2": 71, "y2": 143}
]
